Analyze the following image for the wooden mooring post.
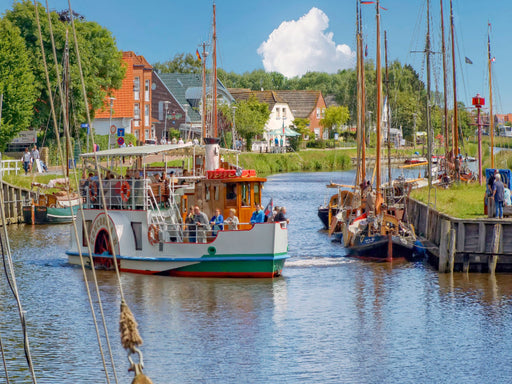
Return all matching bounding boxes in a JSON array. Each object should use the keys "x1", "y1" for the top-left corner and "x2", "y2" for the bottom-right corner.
[{"x1": 488, "y1": 223, "x2": 501, "y2": 274}]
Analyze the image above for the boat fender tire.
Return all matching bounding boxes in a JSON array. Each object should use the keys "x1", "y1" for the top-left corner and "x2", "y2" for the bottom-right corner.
[
  {"x1": 120, "y1": 181, "x2": 131, "y2": 202},
  {"x1": 208, "y1": 246, "x2": 216, "y2": 256},
  {"x1": 148, "y1": 224, "x2": 159, "y2": 246}
]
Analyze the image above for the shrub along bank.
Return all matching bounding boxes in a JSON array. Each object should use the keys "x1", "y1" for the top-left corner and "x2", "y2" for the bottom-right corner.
[{"x1": 235, "y1": 149, "x2": 353, "y2": 176}]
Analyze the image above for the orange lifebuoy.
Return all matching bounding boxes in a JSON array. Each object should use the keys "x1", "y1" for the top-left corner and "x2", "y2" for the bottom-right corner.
[
  {"x1": 89, "y1": 181, "x2": 98, "y2": 202},
  {"x1": 148, "y1": 224, "x2": 159, "y2": 245},
  {"x1": 120, "y1": 181, "x2": 131, "y2": 202}
]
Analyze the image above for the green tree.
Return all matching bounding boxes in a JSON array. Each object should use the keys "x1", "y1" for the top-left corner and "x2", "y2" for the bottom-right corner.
[
  {"x1": 153, "y1": 53, "x2": 202, "y2": 74},
  {"x1": 233, "y1": 95, "x2": 269, "y2": 150},
  {"x1": 0, "y1": 17, "x2": 37, "y2": 149},
  {"x1": 5, "y1": 0, "x2": 125, "y2": 132},
  {"x1": 320, "y1": 105, "x2": 350, "y2": 138}
]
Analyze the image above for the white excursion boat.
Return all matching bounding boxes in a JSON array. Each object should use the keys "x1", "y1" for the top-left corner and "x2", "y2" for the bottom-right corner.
[{"x1": 66, "y1": 142, "x2": 289, "y2": 277}]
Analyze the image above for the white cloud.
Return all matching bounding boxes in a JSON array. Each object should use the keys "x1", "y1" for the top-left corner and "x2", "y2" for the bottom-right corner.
[{"x1": 257, "y1": 7, "x2": 355, "y2": 78}]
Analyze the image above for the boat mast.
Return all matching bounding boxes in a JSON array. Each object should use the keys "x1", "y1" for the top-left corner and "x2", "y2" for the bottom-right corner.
[
  {"x1": 488, "y1": 23, "x2": 494, "y2": 169},
  {"x1": 440, "y1": 0, "x2": 449, "y2": 156},
  {"x1": 355, "y1": 0, "x2": 362, "y2": 186},
  {"x1": 426, "y1": 0, "x2": 433, "y2": 192},
  {"x1": 64, "y1": 29, "x2": 70, "y2": 178},
  {"x1": 212, "y1": 3, "x2": 218, "y2": 138},
  {"x1": 384, "y1": 31, "x2": 391, "y2": 185},
  {"x1": 449, "y1": 0, "x2": 458, "y2": 164},
  {"x1": 200, "y1": 42, "x2": 208, "y2": 142},
  {"x1": 375, "y1": 0, "x2": 383, "y2": 204},
  {"x1": 360, "y1": 3, "x2": 366, "y2": 183}
]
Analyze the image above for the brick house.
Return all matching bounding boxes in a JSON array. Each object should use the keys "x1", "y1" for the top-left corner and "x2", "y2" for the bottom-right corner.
[
  {"x1": 94, "y1": 51, "x2": 153, "y2": 144},
  {"x1": 274, "y1": 90, "x2": 327, "y2": 139}
]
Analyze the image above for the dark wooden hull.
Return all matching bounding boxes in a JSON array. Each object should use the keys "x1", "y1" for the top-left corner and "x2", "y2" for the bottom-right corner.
[
  {"x1": 346, "y1": 234, "x2": 418, "y2": 261},
  {"x1": 318, "y1": 206, "x2": 330, "y2": 229}
]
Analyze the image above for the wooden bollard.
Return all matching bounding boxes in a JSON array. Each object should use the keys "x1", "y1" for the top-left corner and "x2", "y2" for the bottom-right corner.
[
  {"x1": 438, "y1": 219, "x2": 451, "y2": 273},
  {"x1": 488, "y1": 223, "x2": 501, "y2": 274}
]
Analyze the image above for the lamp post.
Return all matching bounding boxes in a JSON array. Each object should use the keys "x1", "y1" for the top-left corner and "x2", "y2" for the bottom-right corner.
[
  {"x1": 231, "y1": 106, "x2": 237, "y2": 150},
  {"x1": 109, "y1": 97, "x2": 115, "y2": 149},
  {"x1": 163, "y1": 101, "x2": 170, "y2": 143}
]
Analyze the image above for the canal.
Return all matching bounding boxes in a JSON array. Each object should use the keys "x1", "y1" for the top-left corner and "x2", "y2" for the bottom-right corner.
[{"x1": 1, "y1": 171, "x2": 512, "y2": 383}]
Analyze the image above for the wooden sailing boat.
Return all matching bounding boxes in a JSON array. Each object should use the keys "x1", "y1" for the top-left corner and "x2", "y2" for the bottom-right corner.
[{"x1": 339, "y1": 0, "x2": 419, "y2": 261}]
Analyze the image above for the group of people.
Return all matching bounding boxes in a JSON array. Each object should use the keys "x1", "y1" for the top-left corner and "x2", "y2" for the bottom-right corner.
[
  {"x1": 250, "y1": 203, "x2": 289, "y2": 225},
  {"x1": 488, "y1": 170, "x2": 512, "y2": 219},
  {"x1": 22, "y1": 145, "x2": 47, "y2": 175},
  {"x1": 159, "y1": 137, "x2": 199, "y2": 146},
  {"x1": 184, "y1": 204, "x2": 289, "y2": 243}
]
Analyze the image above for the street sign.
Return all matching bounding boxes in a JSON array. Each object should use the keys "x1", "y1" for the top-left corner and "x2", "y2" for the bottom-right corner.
[
  {"x1": 110, "y1": 125, "x2": 117, "y2": 134},
  {"x1": 117, "y1": 137, "x2": 125, "y2": 146},
  {"x1": 117, "y1": 128, "x2": 125, "y2": 137},
  {"x1": 81, "y1": 123, "x2": 89, "y2": 128}
]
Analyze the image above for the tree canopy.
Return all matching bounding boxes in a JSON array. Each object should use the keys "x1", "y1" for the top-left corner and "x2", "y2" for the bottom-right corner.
[
  {"x1": 3, "y1": 0, "x2": 125, "y2": 135},
  {"x1": 153, "y1": 53, "x2": 202, "y2": 74}
]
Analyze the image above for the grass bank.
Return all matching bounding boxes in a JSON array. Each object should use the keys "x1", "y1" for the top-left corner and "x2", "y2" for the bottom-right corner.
[
  {"x1": 235, "y1": 149, "x2": 353, "y2": 176},
  {"x1": 410, "y1": 183, "x2": 486, "y2": 219}
]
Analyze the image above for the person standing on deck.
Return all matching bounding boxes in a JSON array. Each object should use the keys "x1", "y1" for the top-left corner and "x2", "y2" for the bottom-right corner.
[
  {"x1": 493, "y1": 173, "x2": 505, "y2": 219},
  {"x1": 209, "y1": 208, "x2": 224, "y2": 236},
  {"x1": 194, "y1": 206, "x2": 210, "y2": 243}
]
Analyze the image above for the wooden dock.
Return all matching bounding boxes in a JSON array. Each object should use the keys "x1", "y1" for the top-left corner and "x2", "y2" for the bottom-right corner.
[
  {"x1": 408, "y1": 198, "x2": 512, "y2": 273},
  {"x1": 0, "y1": 179, "x2": 37, "y2": 225}
]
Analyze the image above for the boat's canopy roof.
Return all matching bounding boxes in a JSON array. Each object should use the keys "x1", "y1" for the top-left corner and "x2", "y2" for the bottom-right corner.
[{"x1": 80, "y1": 143, "x2": 240, "y2": 158}]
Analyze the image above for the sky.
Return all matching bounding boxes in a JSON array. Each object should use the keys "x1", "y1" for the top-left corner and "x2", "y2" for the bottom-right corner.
[{"x1": 1, "y1": 0, "x2": 512, "y2": 113}]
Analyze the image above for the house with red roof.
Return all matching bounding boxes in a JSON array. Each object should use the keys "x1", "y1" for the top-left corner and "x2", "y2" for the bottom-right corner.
[{"x1": 94, "y1": 51, "x2": 154, "y2": 144}]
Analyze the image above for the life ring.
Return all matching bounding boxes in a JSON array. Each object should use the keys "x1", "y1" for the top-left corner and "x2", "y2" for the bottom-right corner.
[
  {"x1": 148, "y1": 224, "x2": 159, "y2": 245},
  {"x1": 89, "y1": 181, "x2": 98, "y2": 202},
  {"x1": 120, "y1": 181, "x2": 131, "y2": 202}
]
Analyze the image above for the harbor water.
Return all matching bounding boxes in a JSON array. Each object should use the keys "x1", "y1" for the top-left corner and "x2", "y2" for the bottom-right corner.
[{"x1": 2, "y1": 171, "x2": 512, "y2": 383}]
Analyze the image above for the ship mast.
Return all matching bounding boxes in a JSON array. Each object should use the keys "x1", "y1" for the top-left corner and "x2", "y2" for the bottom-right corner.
[
  {"x1": 375, "y1": 0, "x2": 383, "y2": 206},
  {"x1": 384, "y1": 30, "x2": 391, "y2": 185},
  {"x1": 355, "y1": 1, "x2": 362, "y2": 186},
  {"x1": 212, "y1": 3, "x2": 218, "y2": 138},
  {"x1": 488, "y1": 23, "x2": 494, "y2": 169},
  {"x1": 449, "y1": 0, "x2": 459, "y2": 165},
  {"x1": 440, "y1": 0, "x2": 449, "y2": 155}
]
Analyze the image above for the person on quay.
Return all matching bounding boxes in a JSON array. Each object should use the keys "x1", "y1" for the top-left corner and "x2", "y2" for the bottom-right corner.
[
  {"x1": 505, "y1": 185, "x2": 512, "y2": 207},
  {"x1": 22, "y1": 147, "x2": 31, "y2": 175},
  {"x1": 209, "y1": 208, "x2": 224, "y2": 236},
  {"x1": 493, "y1": 173, "x2": 505, "y2": 219},
  {"x1": 274, "y1": 206, "x2": 290, "y2": 225},
  {"x1": 194, "y1": 206, "x2": 210, "y2": 243},
  {"x1": 31, "y1": 145, "x2": 41, "y2": 172},
  {"x1": 224, "y1": 208, "x2": 239, "y2": 230},
  {"x1": 250, "y1": 203, "x2": 265, "y2": 225}
]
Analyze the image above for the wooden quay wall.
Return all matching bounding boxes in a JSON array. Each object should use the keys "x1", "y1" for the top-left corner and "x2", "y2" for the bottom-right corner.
[
  {"x1": 407, "y1": 198, "x2": 512, "y2": 273},
  {"x1": 0, "y1": 179, "x2": 37, "y2": 225}
]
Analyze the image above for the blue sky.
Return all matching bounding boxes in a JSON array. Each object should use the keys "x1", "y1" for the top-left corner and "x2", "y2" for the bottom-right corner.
[{"x1": 2, "y1": 0, "x2": 511, "y2": 113}]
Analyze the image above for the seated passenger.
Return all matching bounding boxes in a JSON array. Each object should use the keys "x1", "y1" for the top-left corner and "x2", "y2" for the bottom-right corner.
[
  {"x1": 224, "y1": 208, "x2": 239, "y2": 230},
  {"x1": 210, "y1": 208, "x2": 224, "y2": 236},
  {"x1": 250, "y1": 204, "x2": 265, "y2": 224}
]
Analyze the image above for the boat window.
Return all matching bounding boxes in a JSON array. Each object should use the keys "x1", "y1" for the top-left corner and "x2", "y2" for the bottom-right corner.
[
  {"x1": 226, "y1": 183, "x2": 237, "y2": 201},
  {"x1": 131, "y1": 222, "x2": 143, "y2": 251},
  {"x1": 214, "y1": 185, "x2": 220, "y2": 201},
  {"x1": 82, "y1": 220, "x2": 92, "y2": 247},
  {"x1": 205, "y1": 185, "x2": 210, "y2": 201},
  {"x1": 254, "y1": 183, "x2": 260, "y2": 205},
  {"x1": 241, "y1": 183, "x2": 251, "y2": 207}
]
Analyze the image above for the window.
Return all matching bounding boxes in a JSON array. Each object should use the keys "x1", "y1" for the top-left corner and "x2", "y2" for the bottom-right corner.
[
  {"x1": 205, "y1": 185, "x2": 211, "y2": 201},
  {"x1": 134, "y1": 103, "x2": 140, "y2": 119},
  {"x1": 226, "y1": 183, "x2": 237, "y2": 202},
  {"x1": 82, "y1": 220, "x2": 92, "y2": 246},
  {"x1": 144, "y1": 79, "x2": 150, "y2": 100},
  {"x1": 144, "y1": 129, "x2": 149, "y2": 139},
  {"x1": 144, "y1": 104, "x2": 150, "y2": 126},
  {"x1": 316, "y1": 107, "x2": 321, "y2": 119},
  {"x1": 134, "y1": 130, "x2": 139, "y2": 140},
  {"x1": 254, "y1": 183, "x2": 260, "y2": 205},
  {"x1": 214, "y1": 185, "x2": 220, "y2": 201},
  {"x1": 282, "y1": 108, "x2": 286, "y2": 118},
  {"x1": 134, "y1": 77, "x2": 140, "y2": 100},
  {"x1": 241, "y1": 183, "x2": 251, "y2": 206},
  {"x1": 131, "y1": 222, "x2": 143, "y2": 250},
  {"x1": 276, "y1": 108, "x2": 280, "y2": 119}
]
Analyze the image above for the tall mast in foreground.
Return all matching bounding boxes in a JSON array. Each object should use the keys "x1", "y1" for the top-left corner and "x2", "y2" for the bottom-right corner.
[
  {"x1": 375, "y1": 0, "x2": 383, "y2": 207},
  {"x1": 488, "y1": 23, "x2": 494, "y2": 169}
]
